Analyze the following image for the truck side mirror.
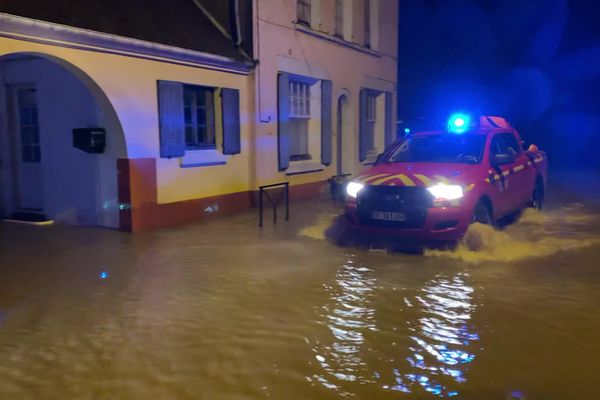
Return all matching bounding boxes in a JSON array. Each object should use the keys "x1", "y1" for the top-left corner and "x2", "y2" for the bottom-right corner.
[
  {"x1": 374, "y1": 153, "x2": 384, "y2": 165},
  {"x1": 491, "y1": 152, "x2": 515, "y2": 166}
]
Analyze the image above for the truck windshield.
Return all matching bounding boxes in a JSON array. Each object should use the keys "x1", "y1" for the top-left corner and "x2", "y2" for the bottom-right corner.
[{"x1": 384, "y1": 134, "x2": 486, "y2": 164}]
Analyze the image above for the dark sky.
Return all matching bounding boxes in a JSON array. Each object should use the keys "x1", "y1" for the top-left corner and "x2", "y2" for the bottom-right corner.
[{"x1": 398, "y1": 0, "x2": 600, "y2": 168}]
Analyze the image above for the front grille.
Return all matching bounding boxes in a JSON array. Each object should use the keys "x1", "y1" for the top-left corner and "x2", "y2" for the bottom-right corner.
[{"x1": 357, "y1": 185, "x2": 432, "y2": 228}]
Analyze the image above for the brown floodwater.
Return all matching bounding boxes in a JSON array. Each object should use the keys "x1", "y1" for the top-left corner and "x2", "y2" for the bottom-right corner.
[{"x1": 1, "y1": 186, "x2": 599, "y2": 399}]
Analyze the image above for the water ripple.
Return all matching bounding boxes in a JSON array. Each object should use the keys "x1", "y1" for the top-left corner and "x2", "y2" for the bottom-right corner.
[{"x1": 310, "y1": 260, "x2": 377, "y2": 395}]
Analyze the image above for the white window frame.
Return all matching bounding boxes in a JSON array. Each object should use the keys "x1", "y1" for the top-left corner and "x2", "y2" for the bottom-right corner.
[
  {"x1": 334, "y1": 0, "x2": 344, "y2": 37},
  {"x1": 17, "y1": 88, "x2": 41, "y2": 163},
  {"x1": 180, "y1": 87, "x2": 229, "y2": 168},
  {"x1": 183, "y1": 84, "x2": 216, "y2": 150},
  {"x1": 364, "y1": 0, "x2": 371, "y2": 48},
  {"x1": 297, "y1": 0, "x2": 311, "y2": 26},
  {"x1": 368, "y1": 0, "x2": 379, "y2": 50},
  {"x1": 343, "y1": 0, "x2": 353, "y2": 41},
  {"x1": 289, "y1": 80, "x2": 311, "y2": 118},
  {"x1": 289, "y1": 80, "x2": 311, "y2": 159},
  {"x1": 365, "y1": 93, "x2": 377, "y2": 151},
  {"x1": 366, "y1": 94, "x2": 377, "y2": 122}
]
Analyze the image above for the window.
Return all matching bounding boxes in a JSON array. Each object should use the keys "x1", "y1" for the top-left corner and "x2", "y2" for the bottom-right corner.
[
  {"x1": 364, "y1": 0, "x2": 371, "y2": 47},
  {"x1": 503, "y1": 133, "x2": 522, "y2": 155},
  {"x1": 334, "y1": 0, "x2": 343, "y2": 37},
  {"x1": 158, "y1": 80, "x2": 241, "y2": 160},
  {"x1": 366, "y1": 94, "x2": 376, "y2": 122},
  {"x1": 364, "y1": 94, "x2": 377, "y2": 150},
  {"x1": 183, "y1": 85, "x2": 215, "y2": 150},
  {"x1": 297, "y1": 0, "x2": 311, "y2": 26},
  {"x1": 278, "y1": 73, "x2": 332, "y2": 171},
  {"x1": 360, "y1": 88, "x2": 391, "y2": 162},
  {"x1": 490, "y1": 133, "x2": 522, "y2": 157},
  {"x1": 289, "y1": 80, "x2": 311, "y2": 159},
  {"x1": 289, "y1": 81, "x2": 310, "y2": 118},
  {"x1": 17, "y1": 88, "x2": 41, "y2": 163},
  {"x1": 386, "y1": 135, "x2": 486, "y2": 164}
]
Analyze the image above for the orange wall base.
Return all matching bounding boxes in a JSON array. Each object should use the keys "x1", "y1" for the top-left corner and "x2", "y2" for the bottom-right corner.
[{"x1": 118, "y1": 158, "x2": 327, "y2": 232}]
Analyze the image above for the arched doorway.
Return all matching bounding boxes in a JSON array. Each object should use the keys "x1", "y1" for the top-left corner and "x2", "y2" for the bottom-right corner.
[
  {"x1": 336, "y1": 94, "x2": 351, "y2": 175},
  {"x1": 0, "y1": 53, "x2": 126, "y2": 228}
]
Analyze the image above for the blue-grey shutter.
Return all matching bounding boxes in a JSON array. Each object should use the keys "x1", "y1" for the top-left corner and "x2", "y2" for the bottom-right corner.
[
  {"x1": 359, "y1": 88, "x2": 368, "y2": 162},
  {"x1": 157, "y1": 80, "x2": 185, "y2": 158},
  {"x1": 278, "y1": 72, "x2": 290, "y2": 170},
  {"x1": 221, "y1": 88, "x2": 241, "y2": 154},
  {"x1": 385, "y1": 91, "x2": 393, "y2": 147},
  {"x1": 321, "y1": 79, "x2": 332, "y2": 165}
]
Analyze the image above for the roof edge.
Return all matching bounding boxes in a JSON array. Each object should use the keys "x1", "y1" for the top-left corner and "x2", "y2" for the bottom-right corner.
[{"x1": 0, "y1": 12, "x2": 255, "y2": 74}]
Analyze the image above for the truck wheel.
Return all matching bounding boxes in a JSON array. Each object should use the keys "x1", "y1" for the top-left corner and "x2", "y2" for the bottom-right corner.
[
  {"x1": 473, "y1": 200, "x2": 493, "y2": 225},
  {"x1": 529, "y1": 179, "x2": 544, "y2": 210}
]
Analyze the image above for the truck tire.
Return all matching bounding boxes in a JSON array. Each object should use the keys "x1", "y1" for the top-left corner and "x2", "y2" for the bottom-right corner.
[
  {"x1": 473, "y1": 200, "x2": 493, "y2": 225},
  {"x1": 529, "y1": 179, "x2": 544, "y2": 210}
]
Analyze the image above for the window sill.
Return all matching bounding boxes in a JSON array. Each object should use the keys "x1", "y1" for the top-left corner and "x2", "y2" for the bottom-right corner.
[
  {"x1": 295, "y1": 24, "x2": 382, "y2": 57},
  {"x1": 289, "y1": 154, "x2": 312, "y2": 162},
  {"x1": 180, "y1": 149, "x2": 229, "y2": 168},
  {"x1": 285, "y1": 160, "x2": 324, "y2": 176}
]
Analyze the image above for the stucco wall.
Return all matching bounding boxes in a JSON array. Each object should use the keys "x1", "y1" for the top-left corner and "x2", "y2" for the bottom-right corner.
[
  {"x1": 0, "y1": 0, "x2": 398, "y2": 229},
  {"x1": 0, "y1": 35, "x2": 254, "y2": 210},
  {"x1": 253, "y1": 0, "x2": 398, "y2": 187}
]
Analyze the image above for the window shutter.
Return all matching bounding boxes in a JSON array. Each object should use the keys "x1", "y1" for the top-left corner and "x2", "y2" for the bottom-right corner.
[
  {"x1": 157, "y1": 80, "x2": 185, "y2": 158},
  {"x1": 278, "y1": 72, "x2": 290, "y2": 170},
  {"x1": 359, "y1": 88, "x2": 368, "y2": 162},
  {"x1": 321, "y1": 79, "x2": 332, "y2": 165},
  {"x1": 221, "y1": 88, "x2": 241, "y2": 155},
  {"x1": 385, "y1": 91, "x2": 393, "y2": 147}
]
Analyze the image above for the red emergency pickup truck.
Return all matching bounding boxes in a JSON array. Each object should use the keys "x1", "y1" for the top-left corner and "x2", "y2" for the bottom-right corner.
[{"x1": 344, "y1": 115, "x2": 548, "y2": 241}]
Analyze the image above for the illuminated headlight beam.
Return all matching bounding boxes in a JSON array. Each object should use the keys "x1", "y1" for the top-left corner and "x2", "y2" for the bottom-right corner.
[
  {"x1": 346, "y1": 181, "x2": 365, "y2": 198},
  {"x1": 427, "y1": 184, "x2": 464, "y2": 201}
]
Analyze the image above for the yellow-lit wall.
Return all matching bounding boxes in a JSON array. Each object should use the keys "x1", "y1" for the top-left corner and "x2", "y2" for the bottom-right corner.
[
  {"x1": 0, "y1": 35, "x2": 254, "y2": 206},
  {"x1": 0, "y1": 0, "x2": 399, "y2": 222}
]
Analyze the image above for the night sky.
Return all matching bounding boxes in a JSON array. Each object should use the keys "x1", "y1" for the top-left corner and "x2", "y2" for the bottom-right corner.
[{"x1": 398, "y1": 0, "x2": 600, "y2": 169}]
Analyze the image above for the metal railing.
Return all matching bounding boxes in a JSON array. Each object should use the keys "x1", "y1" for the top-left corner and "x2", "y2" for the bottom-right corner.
[{"x1": 258, "y1": 182, "x2": 289, "y2": 227}]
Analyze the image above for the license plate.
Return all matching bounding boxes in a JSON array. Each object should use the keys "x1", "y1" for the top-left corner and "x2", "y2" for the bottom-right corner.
[{"x1": 371, "y1": 211, "x2": 407, "y2": 222}]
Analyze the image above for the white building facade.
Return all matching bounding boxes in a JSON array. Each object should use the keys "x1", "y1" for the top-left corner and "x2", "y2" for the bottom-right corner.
[
  {"x1": 0, "y1": 0, "x2": 398, "y2": 231},
  {"x1": 252, "y1": 0, "x2": 398, "y2": 195}
]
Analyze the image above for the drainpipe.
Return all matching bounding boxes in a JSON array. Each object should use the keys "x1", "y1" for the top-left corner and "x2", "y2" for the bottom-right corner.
[{"x1": 229, "y1": 0, "x2": 242, "y2": 47}]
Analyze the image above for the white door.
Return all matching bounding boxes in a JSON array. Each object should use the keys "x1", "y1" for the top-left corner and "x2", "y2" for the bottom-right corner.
[{"x1": 13, "y1": 87, "x2": 43, "y2": 211}]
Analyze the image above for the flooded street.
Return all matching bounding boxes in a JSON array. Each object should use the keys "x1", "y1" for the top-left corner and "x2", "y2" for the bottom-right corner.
[{"x1": 1, "y1": 180, "x2": 600, "y2": 399}]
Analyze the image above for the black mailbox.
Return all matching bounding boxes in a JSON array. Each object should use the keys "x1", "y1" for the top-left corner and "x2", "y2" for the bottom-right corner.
[{"x1": 73, "y1": 128, "x2": 105, "y2": 153}]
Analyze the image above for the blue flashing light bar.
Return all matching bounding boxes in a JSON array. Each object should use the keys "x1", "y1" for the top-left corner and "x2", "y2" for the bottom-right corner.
[{"x1": 448, "y1": 113, "x2": 471, "y2": 134}]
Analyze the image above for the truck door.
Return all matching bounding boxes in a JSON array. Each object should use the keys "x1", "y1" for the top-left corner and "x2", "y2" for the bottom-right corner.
[
  {"x1": 488, "y1": 133, "x2": 521, "y2": 217},
  {"x1": 502, "y1": 131, "x2": 534, "y2": 208}
]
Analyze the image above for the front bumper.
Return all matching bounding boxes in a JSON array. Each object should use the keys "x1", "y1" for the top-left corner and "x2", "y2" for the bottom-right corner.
[{"x1": 344, "y1": 202, "x2": 471, "y2": 241}]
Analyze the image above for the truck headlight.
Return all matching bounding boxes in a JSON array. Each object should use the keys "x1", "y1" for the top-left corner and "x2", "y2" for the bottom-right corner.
[
  {"x1": 427, "y1": 184, "x2": 464, "y2": 201},
  {"x1": 346, "y1": 181, "x2": 365, "y2": 198}
]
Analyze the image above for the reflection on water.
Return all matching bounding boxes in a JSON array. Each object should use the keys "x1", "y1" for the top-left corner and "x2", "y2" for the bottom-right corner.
[
  {"x1": 310, "y1": 259, "x2": 377, "y2": 394},
  {"x1": 389, "y1": 273, "x2": 478, "y2": 397},
  {"x1": 310, "y1": 261, "x2": 479, "y2": 398}
]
